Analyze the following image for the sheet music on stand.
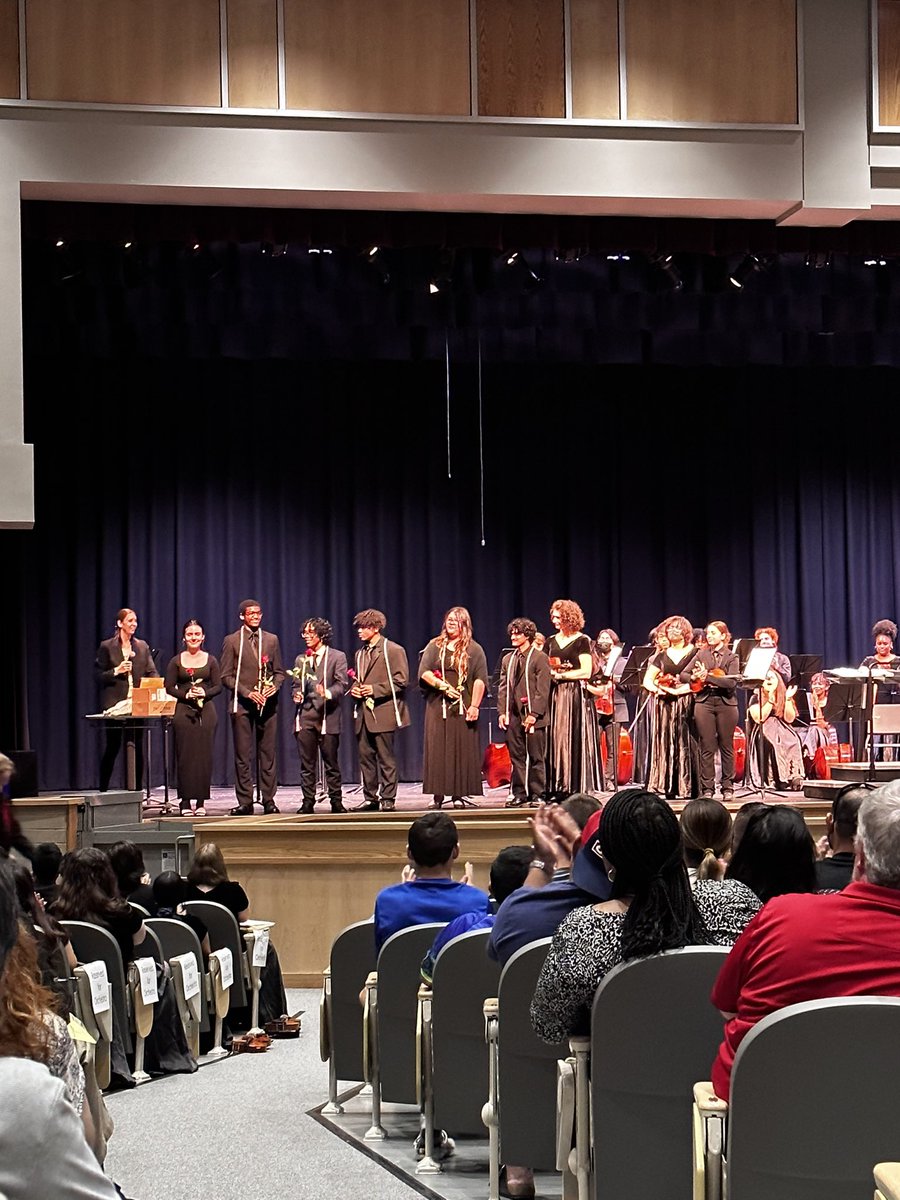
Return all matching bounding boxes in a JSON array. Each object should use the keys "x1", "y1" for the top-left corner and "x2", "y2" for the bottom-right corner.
[
  {"x1": 733, "y1": 637, "x2": 760, "y2": 670},
  {"x1": 741, "y1": 646, "x2": 777, "y2": 685}
]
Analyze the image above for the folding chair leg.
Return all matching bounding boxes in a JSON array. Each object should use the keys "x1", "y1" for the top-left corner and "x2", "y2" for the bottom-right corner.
[
  {"x1": 132, "y1": 1033, "x2": 150, "y2": 1084},
  {"x1": 363, "y1": 981, "x2": 386, "y2": 1140},
  {"x1": 483, "y1": 1001, "x2": 500, "y2": 1200},
  {"x1": 322, "y1": 1051, "x2": 344, "y2": 1115}
]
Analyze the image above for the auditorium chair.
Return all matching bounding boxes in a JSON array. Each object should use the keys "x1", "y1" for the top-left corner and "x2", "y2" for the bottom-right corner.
[
  {"x1": 146, "y1": 917, "x2": 210, "y2": 1058},
  {"x1": 483, "y1": 939, "x2": 564, "y2": 1200},
  {"x1": 415, "y1": 927, "x2": 499, "y2": 1172},
  {"x1": 182, "y1": 898, "x2": 251, "y2": 1013},
  {"x1": 319, "y1": 918, "x2": 376, "y2": 1114},
  {"x1": 61, "y1": 919, "x2": 158, "y2": 1084},
  {"x1": 692, "y1": 996, "x2": 900, "y2": 1200},
  {"x1": 362, "y1": 922, "x2": 445, "y2": 1141},
  {"x1": 875, "y1": 1162, "x2": 900, "y2": 1200},
  {"x1": 557, "y1": 945, "x2": 728, "y2": 1200}
]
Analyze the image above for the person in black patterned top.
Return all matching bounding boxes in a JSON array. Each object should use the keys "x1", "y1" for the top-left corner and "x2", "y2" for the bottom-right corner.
[{"x1": 530, "y1": 789, "x2": 760, "y2": 1044}]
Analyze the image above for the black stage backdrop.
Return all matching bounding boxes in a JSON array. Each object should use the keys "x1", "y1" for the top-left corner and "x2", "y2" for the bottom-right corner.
[{"x1": 7, "y1": 205, "x2": 900, "y2": 791}]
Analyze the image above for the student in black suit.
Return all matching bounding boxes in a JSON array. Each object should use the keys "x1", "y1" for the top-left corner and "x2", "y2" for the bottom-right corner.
[
  {"x1": 94, "y1": 607, "x2": 158, "y2": 791},
  {"x1": 220, "y1": 599, "x2": 285, "y2": 815},
  {"x1": 686, "y1": 620, "x2": 740, "y2": 800},
  {"x1": 293, "y1": 618, "x2": 348, "y2": 814},
  {"x1": 497, "y1": 618, "x2": 551, "y2": 807},
  {"x1": 349, "y1": 609, "x2": 410, "y2": 813}
]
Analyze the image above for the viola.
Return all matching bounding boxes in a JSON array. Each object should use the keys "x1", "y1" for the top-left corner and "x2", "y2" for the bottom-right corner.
[
  {"x1": 657, "y1": 673, "x2": 678, "y2": 690},
  {"x1": 690, "y1": 666, "x2": 726, "y2": 693}
]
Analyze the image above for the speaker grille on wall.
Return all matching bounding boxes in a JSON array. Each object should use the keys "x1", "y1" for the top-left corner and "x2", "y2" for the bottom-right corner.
[{"x1": 8, "y1": 751, "x2": 38, "y2": 798}]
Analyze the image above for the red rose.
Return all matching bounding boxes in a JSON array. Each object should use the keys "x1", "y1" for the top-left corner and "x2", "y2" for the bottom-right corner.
[{"x1": 261, "y1": 654, "x2": 269, "y2": 664}]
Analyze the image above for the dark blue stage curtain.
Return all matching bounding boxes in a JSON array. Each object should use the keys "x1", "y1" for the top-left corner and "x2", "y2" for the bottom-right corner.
[
  {"x1": 8, "y1": 215, "x2": 900, "y2": 790},
  {"x1": 15, "y1": 355, "x2": 900, "y2": 791}
]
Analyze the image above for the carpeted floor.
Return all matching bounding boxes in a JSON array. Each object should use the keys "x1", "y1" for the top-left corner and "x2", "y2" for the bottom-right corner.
[{"x1": 104, "y1": 989, "x2": 426, "y2": 1200}]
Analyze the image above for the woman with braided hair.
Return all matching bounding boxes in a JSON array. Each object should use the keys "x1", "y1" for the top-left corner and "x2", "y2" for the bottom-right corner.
[{"x1": 530, "y1": 789, "x2": 759, "y2": 1043}]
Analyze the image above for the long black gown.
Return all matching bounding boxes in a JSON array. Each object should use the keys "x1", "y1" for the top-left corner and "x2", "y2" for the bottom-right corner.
[
  {"x1": 647, "y1": 647, "x2": 698, "y2": 800},
  {"x1": 547, "y1": 633, "x2": 602, "y2": 797},
  {"x1": 164, "y1": 655, "x2": 222, "y2": 802},
  {"x1": 419, "y1": 638, "x2": 488, "y2": 796}
]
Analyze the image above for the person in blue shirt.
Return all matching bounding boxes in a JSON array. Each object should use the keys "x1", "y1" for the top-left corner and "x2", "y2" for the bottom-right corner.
[
  {"x1": 421, "y1": 844, "x2": 532, "y2": 983},
  {"x1": 373, "y1": 812, "x2": 490, "y2": 952}
]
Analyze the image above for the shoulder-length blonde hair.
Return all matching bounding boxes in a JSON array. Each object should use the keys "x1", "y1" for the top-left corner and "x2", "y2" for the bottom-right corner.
[
  {"x1": 436, "y1": 607, "x2": 474, "y2": 683},
  {"x1": 550, "y1": 599, "x2": 585, "y2": 634}
]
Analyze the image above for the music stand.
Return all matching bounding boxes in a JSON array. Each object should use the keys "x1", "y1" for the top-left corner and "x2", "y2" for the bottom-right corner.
[
  {"x1": 823, "y1": 670, "x2": 867, "y2": 761},
  {"x1": 736, "y1": 646, "x2": 779, "y2": 798}
]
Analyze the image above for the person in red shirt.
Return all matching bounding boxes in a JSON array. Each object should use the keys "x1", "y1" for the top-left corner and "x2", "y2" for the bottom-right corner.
[{"x1": 711, "y1": 780, "x2": 900, "y2": 1098}]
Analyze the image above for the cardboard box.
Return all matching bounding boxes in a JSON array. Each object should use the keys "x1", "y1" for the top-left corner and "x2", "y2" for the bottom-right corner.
[{"x1": 132, "y1": 686, "x2": 176, "y2": 717}]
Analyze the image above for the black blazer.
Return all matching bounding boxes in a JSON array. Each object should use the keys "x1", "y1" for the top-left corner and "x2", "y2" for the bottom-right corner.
[
  {"x1": 682, "y1": 647, "x2": 739, "y2": 706},
  {"x1": 95, "y1": 636, "x2": 158, "y2": 710},
  {"x1": 293, "y1": 646, "x2": 348, "y2": 735},
  {"x1": 351, "y1": 637, "x2": 410, "y2": 735},
  {"x1": 497, "y1": 645, "x2": 551, "y2": 729},
  {"x1": 220, "y1": 628, "x2": 285, "y2": 711}
]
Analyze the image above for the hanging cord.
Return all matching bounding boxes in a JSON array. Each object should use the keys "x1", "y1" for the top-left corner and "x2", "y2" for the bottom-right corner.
[{"x1": 477, "y1": 333, "x2": 485, "y2": 546}]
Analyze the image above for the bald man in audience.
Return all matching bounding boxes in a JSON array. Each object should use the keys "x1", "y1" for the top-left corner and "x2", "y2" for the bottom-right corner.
[{"x1": 711, "y1": 780, "x2": 900, "y2": 1099}]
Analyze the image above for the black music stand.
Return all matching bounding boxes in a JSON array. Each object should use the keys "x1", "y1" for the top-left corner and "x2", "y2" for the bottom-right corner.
[{"x1": 823, "y1": 676, "x2": 865, "y2": 759}]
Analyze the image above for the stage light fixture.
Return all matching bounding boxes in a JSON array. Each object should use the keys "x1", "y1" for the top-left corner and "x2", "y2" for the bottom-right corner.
[
  {"x1": 505, "y1": 251, "x2": 520, "y2": 266},
  {"x1": 805, "y1": 250, "x2": 832, "y2": 269},
  {"x1": 650, "y1": 252, "x2": 684, "y2": 291},
  {"x1": 123, "y1": 241, "x2": 133, "y2": 250},
  {"x1": 728, "y1": 253, "x2": 765, "y2": 290},
  {"x1": 605, "y1": 253, "x2": 631, "y2": 262},
  {"x1": 308, "y1": 247, "x2": 333, "y2": 255},
  {"x1": 192, "y1": 243, "x2": 201, "y2": 252},
  {"x1": 368, "y1": 245, "x2": 380, "y2": 259},
  {"x1": 864, "y1": 256, "x2": 888, "y2": 267},
  {"x1": 55, "y1": 239, "x2": 65, "y2": 248},
  {"x1": 556, "y1": 248, "x2": 585, "y2": 264}
]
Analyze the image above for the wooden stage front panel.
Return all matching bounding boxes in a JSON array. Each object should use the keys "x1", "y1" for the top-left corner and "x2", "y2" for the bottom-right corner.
[{"x1": 198, "y1": 798, "x2": 832, "y2": 988}]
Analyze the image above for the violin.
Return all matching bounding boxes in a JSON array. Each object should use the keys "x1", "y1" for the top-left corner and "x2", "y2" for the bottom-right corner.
[
  {"x1": 657, "y1": 673, "x2": 678, "y2": 690},
  {"x1": 690, "y1": 666, "x2": 725, "y2": 693}
]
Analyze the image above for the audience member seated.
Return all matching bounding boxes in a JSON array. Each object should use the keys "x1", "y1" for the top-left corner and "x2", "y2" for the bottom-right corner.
[
  {"x1": 10, "y1": 859, "x2": 77, "y2": 1014},
  {"x1": 106, "y1": 840, "x2": 156, "y2": 914},
  {"x1": 710, "y1": 781, "x2": 900, "y2": 1099},
  {"x1": 725, "y1": 804, "x2": 818, "y2": 902},
  {"x1": 152, "y1": 870, "x2": 210, "y2": 958},
  {"x1": 728, "y1": 801, "x2": 766, "y2": 857},
  {"x1": 32, "y1": 841, "x2": 62, "y2": 907},
  {"x1": 681, "y1": 798, "x2": 732, "y2": 884},
  {"x1": 186, "y1": 842, "x2": 287, "y2": 1026},
  {"x1": 0, "y1": 860, "x2": 119, "y2": 1200},
  {"x1": 488, "y1": 795, "x2": 606, "y2": 966},
  {"x1": 373, "y1": 813, "x2": 490, "y2": 953},
  {"x1": 815, "y1": 784, "x2": 865, "y2": 891},
  {"x1": 530, "y1": 789, "x2": 760, "y2": 1044},
  {"x1": 421, "y1": 845, "x2": 531, "y2": 984},
  {"x1": 53, "y1": 848, "x2": 196, "y2": 1082}
]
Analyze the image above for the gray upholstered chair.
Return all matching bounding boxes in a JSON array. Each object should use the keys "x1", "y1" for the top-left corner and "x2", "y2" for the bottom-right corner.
[
  {"x1": 319, "y1": 918, "x2": 376, "y2": 1114},
  {"x1": 693, "y1": 996, "x2": 900, "y2": 1200}
]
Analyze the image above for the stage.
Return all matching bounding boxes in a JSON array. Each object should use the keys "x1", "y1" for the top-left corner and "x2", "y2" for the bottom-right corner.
[{"x1": 15, "y1": 778, "x2": 857, "y2": 986}]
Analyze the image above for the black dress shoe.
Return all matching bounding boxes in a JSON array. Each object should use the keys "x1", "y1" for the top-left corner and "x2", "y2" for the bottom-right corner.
[
  {"x1": 380, "y1": 801, "x2": 395, "y2": 812},
  {"x1": 299, "y1": 802, "x2": 315, "y2": 814},
  {"x1": 331, "y1": 802, "x2": 347, "y2": 814},
  {"x1": 356, "y1": 800, "x2": 380, "y2": 812},
  {"x1": 230, "y1": 804, "x2": 254, "y2": 816},
  {"x1": 262, "y1": 802, "x2": 279, "y2": 814}
]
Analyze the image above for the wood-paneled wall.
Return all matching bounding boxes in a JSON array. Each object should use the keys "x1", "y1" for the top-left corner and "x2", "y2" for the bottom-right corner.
[
  {"x1": 3, "y1": 0, "x2": 809, "y2": 126},
  {"x1": 227, "y1": 0, "x2": 279, "y2": 110},
  {"x1": 476, "y1": 0, "x2": 565, "y2": 118},
  {"x1": 624, "y1": 0, "x2": 797, "y2": 125},
  {"x1": 284, "y1": 0, "x2": 470, "y2": 115},
  {"x1": 879, "y1": 0, "x2": 900, "y2": 126},
  {"x1": 570, "y1": 0, "x2": 619, "y2": 120},
  {"x1": 0, "y1": 0, "x2": 18, "y2": 99},
  {"x1": 25, "y1": 0, "x2": 221, "y2": 107}
]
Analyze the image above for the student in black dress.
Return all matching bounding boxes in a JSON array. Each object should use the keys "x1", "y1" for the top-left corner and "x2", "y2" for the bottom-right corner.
[
  {"x1": 643, "y1": 615, "x2": 698, "y2": 800},
  {"x1": 95, "y1": 608, "x2": 158, "y2": 791},
  {"x1": 419, "y1": 607, "x2": 488, "y2": 808},
  {"x1": 106, "y1": 841, "x2": 156, "y2": 914},
  {"x1": 164, "y1": 618, "x2": 222, "y2": 816},
  {"x1": 546, "y1": 599, "x2": 602, "y2": 799},
  {"x1": 687, "y1": 620, "x2": 740, "y2": 800},
  {"x1": 185, "y1": 842, "x2": 287, "y2": 1026}
]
